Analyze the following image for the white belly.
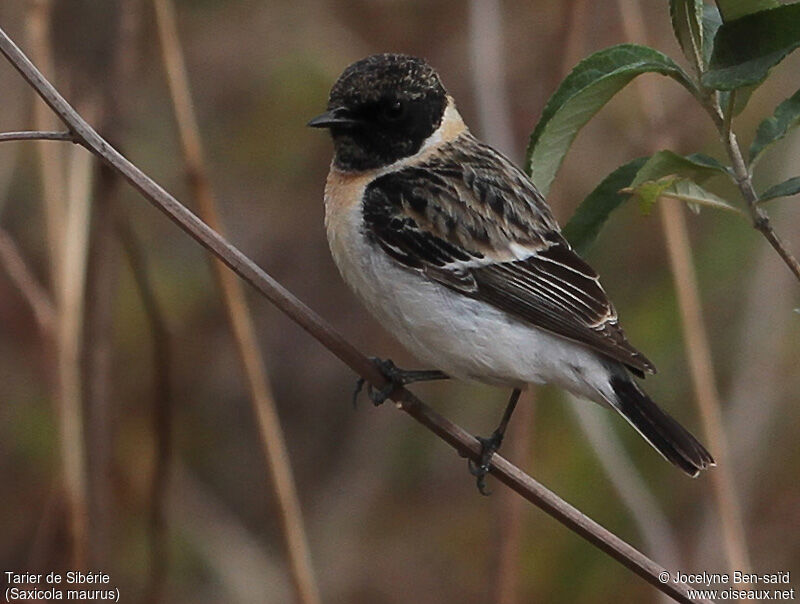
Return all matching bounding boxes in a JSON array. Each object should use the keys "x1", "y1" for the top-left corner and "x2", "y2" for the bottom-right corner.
[{"x1": 325, "y1": 184, "x2": 613, "y2": 404}]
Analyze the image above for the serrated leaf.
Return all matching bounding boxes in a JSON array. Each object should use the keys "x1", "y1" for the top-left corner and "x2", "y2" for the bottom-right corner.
[
  {"x1": 526, "y1": 44, "x2": 695, "y2": 196},
  {"x1": 702, "y1": 5, "x2": 723, "y2": 67},
  {"x1": 631, "y1": 150, "x2": 727, "y2": 188},
  {"x1": 703, "y1": 4, "x2": 800, "y2": 90},
  {"x1": 562, "y1": 157, "x2": 648, "y2": 255},
  {"x1": 759, "y1": 176, "x2": 800, "y2": 202},
  {"x1": 671, "y1": 0, "x2": 705, "y2": 68},
  {"x1": 749, "y1": 88, "x2": 800, "y2": 165},
  {"x1": 715, "y1": 0, "x2": 779, "y2": 21}
]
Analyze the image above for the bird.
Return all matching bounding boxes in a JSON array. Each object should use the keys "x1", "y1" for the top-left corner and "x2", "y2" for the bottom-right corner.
[{"x1": 308, "y1": 53, "x2": 714, "y2": 493}]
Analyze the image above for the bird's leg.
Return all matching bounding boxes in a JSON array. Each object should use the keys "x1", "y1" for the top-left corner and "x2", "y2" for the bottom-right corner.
[
  {"x1": 469, "y1": 388, "x2": 522, "y2": 495},
  {"x1": 353, "y1": 357, "x2": 449, "y2": 407}
]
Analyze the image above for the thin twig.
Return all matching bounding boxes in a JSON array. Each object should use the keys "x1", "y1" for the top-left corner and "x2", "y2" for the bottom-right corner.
[
  {"x1": 0, "y1": 227, "x2": 56, "y2": 334},
  {"x1": 699, "y1": 11, "x2": 800, "y2": 280},
  {"x1": 0, "y1": 26, "x2": 712, "y2": 604},
  {"x1": 692, "y1": 46, "x2": 800, "y2": 283},
  {"x1": 0, "y1": 130, "x2": 73, "y2": 142},
  {"x1": 617, "y1": 0, "x2": 752, "y2": 577},
  {"x1": 151, "y1": 1, "x2": 321, "y2": 602},
  {"x1": 722, "y1": 127, "x2": 800, "y2": 281}
]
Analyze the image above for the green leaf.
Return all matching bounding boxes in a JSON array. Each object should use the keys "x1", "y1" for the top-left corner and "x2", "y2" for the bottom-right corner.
[
  {"x1": 702, "y1": 4, "x2": 723, "y2": 67},
  {"x1": 562, "y1": 157, "x2": 648, "y2": 254},
  {"x1": 625, "y1": 176, "x2": 741, "y2": 216},
  {"x1": 671, "y1": 0, "x2": 705, "y2": 68},
  {"x1": 749, "y1": 88, "x2": 800, "y2": 165},
  {"x1": 703, "y1": 4, "x2": 800, "y2": 90},
  {"x1": 626, "y1": 151, "x2": 736, "y2": 215},
  {"x1": 632, "y1": 177, "x2": 679, "y2": 215},
  {"x1": 526, "y1": 44, "x2": 695, "y2": 196},
  {"x1": 759, "y1": 176, "x2": 800, "y2": 202},
  {"x1": 714, "y1": 0, "x2": 779, "y2": 21},
  {"x1": 630, "y1": 150, "x2": 728, "y2": 188},
  {"x1": 719, "y1": 86, "x2": 757, "y2": 118},
  {"x1": 684, "y1": 152, "x2": 730, "y2": 174},
  {"x1": 704, "y1": 5, "x2": 757, "y2": 115},
  {"x1": 664, "y1": 178, "x2": 741, "y2": 214}
]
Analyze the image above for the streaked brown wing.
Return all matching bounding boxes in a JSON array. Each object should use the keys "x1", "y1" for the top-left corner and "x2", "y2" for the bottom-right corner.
[
  {"x1": 471, "y1": 243, "x2": 656, "y2": 376},
  {"x1": 361, "y1": 134, "x2": 656, "y2": 376}
]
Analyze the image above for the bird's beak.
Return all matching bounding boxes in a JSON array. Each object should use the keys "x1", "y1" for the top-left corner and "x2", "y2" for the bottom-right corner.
[{"x1": 307, "y1": 107, "x2": 361, "y2": 129}]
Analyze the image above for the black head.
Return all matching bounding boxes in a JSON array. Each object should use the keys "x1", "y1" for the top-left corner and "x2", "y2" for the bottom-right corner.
[{"x1": 308, "y1": 54, "x2": 448, "y2": 171}]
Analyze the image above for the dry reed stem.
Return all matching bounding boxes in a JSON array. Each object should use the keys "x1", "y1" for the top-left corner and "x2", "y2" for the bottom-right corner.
[
  {"x1": 151, "y1": 1, "x2": 321, "y2": 602},
  {"x1": 0, "y1": 26, "x2": 713, "y2": 604},
  {"x1": 83, "y1": 166, "x2": 118, "y2": 567},
  {"x1": 570, "y1": 401, "x2": 680, "y2": 604},
  {"x1": 468, "y1": 0, "x2": 516, "y2": 156},
  {"x1": 84, "y1": 0, "x2": 141, "y2": 570},
  {"x1": 171, "y1": 465, "x2": 291, "y2": 603},
  {"x1": 0, "y1": 228, "x2": 56, "y2": 334},
  {"x1": 25, "y1": 0, "x2": 90, "y2": 570},
  {"x1": 55, "y1": 139, "x2": 95, "y2": 568},
  {"x1": 617, "y1": 0, "x2": 752, "y2": 576},
  {"x1": 25, "y1": 0, "x2": 65, "y2": 288},
  {"x1": 115, "y1": 214, "x2": 173, "y2": 604}
]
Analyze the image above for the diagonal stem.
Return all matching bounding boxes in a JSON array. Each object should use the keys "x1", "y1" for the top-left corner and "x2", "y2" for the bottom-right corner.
[{"x1": 0, "y1": 227, "x2": 56, "y2": 334}]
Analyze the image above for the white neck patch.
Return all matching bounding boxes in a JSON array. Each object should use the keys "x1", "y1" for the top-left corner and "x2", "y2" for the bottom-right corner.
[{"x1": 418, "y1": 97, "x2": 467, "y2": 154}]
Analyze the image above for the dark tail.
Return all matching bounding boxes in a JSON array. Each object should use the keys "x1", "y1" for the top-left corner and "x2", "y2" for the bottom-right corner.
[{"x1": 610, "y1": 376, "x2": 715, "y2": 477}]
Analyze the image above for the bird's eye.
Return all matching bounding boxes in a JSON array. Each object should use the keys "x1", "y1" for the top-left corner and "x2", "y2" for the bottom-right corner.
[{"x1": 381, "y1": 99, "x2": 406, "y2": 121}]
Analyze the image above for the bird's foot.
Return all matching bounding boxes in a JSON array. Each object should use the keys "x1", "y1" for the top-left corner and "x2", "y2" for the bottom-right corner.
[
  {"x1": 468, "y1": 430, "x2": 504, "y2": 496},
  {"x1": 352, "y1": 357, "x2": 448, "y2": 407}
]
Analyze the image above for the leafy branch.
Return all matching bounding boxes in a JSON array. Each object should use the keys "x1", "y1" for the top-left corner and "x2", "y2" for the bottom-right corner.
[{"x1": 527, "y1": 0, "x2": 800, "y2": 281}]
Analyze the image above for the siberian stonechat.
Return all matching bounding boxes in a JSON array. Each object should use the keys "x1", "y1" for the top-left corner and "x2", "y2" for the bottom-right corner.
[{"x1": 309, "y1": 54, "x2": 713, "y2": 491}]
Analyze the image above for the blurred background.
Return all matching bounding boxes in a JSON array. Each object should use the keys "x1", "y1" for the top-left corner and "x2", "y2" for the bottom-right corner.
[{"x1": 1, "y1": 1, "x2": 798, "y2": 602}]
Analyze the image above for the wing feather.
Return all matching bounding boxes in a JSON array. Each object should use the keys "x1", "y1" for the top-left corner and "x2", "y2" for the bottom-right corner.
[{"x1": 362, "y1": 133, "x2": 655, "y2": 376}]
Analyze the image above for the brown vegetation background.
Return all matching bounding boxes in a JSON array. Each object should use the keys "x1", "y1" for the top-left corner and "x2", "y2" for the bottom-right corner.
[{"x1": 0, "y1": 1, "x2": 798, "y2": 602}]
